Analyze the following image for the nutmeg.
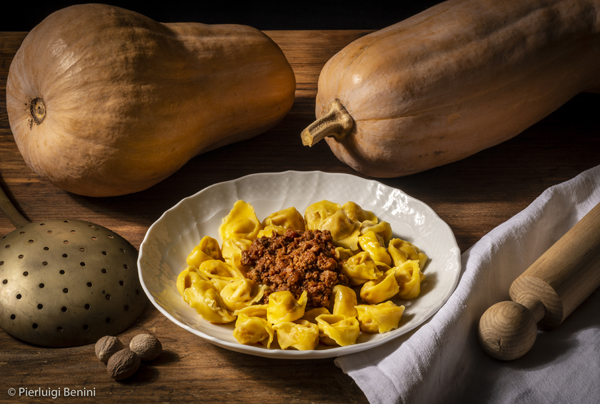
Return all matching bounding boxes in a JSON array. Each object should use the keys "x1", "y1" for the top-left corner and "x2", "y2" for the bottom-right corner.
[
  {"x1": 95, "y1": 335, "x2": 125, "y2": 364},
  {"x1": 106, "y1": 349, "x2": 140, "y2": 380},
  {"x1": 129, "y1": 333, "x2": 162, "y2": 361}
]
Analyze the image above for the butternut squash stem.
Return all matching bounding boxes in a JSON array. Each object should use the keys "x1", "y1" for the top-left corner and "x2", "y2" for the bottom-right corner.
[{"x1": 301, "y1": 99, "x2": 354, "y2": 147}]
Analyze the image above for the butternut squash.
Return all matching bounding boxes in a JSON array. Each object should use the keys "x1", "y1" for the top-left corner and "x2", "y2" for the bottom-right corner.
[
  {"x1": 7, "y1": 4, "x2": 295, "y2": 197},
  {"x1": 301, "y1": 0, "x2": 600, "y2": 177}
]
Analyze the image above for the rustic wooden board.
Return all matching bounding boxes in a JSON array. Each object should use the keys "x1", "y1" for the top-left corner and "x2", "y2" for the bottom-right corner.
[{"x1": 0, "y1": 30, "x2": 599, "y2": 403}]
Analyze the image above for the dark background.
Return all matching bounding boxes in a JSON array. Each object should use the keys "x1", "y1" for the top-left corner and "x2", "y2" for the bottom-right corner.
[{"x1": 2, "y1": 0, "x2": 444, "y2": 31}]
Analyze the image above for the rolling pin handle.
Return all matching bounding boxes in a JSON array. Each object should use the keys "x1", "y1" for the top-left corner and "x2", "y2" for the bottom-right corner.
[
  {"x1": 516, "y1": 293, "x2": 546, "y2": 323},
  {"x1": 478, "y1": 299, "x2": 542, "y2": 361}
]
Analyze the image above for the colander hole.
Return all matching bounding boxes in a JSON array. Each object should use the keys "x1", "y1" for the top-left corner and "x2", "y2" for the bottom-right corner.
[
  {"x1": 10, "y1": 314, "x2": 16, "y2": 320},
  {"x1": 42, "y1": 261, "x2": 48, "y2": 266},
  {"x1": 39, "y1": 283, "x2": 44, "y2": 288},
  {"x1": 64, "y1": 220, "x2": 69, "y2": 223},
  {"x1": 80, "y1": 262, "x2": 85, "y2": 267},
  {"x1": 19, "y1": 231, "x2": 25, "y2": 235},
  {"x1": 83, "y1": 324, "x2": 89, "y2": 330},
  {"x1": 123, "y1": 264, "x2": 129, "y2": 269},
  {"x1": 101, "y1": 269, "x2": 107, "y2": 274},
  {"x1": 37, "y1": 304, "x2": 43, "y2": 309},
  {"x1": 62, "y1": 254, "x2": 68, "y2": 258},
  {"x1": 88, "y1": 224, "x2": 93, "y2": 228},
  {"x1": 105, "y1": 295, "x2": 111, "y2": 300},
  {"x1": 91, "y1": 237, "x2": 97, "y2": 241},
  {"x1": 18, "y1": 254, "x2": 24, "y2": 259},
  {"x1": 105, "y1": 317, "x2": 111, "y2": 323},
  {"x1": 5, "y1": 244, "x2": 10, "y2": 248},
  {"x1": 32, "y1": 323, "x2": 38, "y2": 329},
  {"x1": 16, "y1": 294, "x2": 22, "y2": 299},
  {"x1": 63, "y1": 288, "x2": 68, "y2": 293},
  {"x1": 40, "y1": 223, "x2": 45, "y2": 226},
  {"x1": 2, "y1": 279, "x2": 7, "y2": 284},
  {"x1": 23, "y1": 271, "x2": 28, "y2": 276},
  {"x1": 63, "y1": 240, "x2": 69, "y2": 244},
  {"x1": 87, "y1": 282, "x2": 92, "y2": 287},
  {"x1": 61, "y1": 307, "x2": 67, "y2": 312},
  {"x1": 47, "y1": 230, "x2": 53, "y2": 234},
  {"x1": 108, "y1": 235, "x2": 113, "y2": 239},
  {"x1": 57, "y1": 327, "x2": 63, "y2": 332},
  {"x1": 135, "y1": 290, "x2": 140, "y2": 295},
  {"x1": 84, "y1": 304, "x2": 90, "y2": 310},
  {"x1": 80, "y1": 248, "x2": 86, "y2": 252},
  {"x1": 124, "y1": 305, "x2": 129, "y2": 311},
  {"x1": 71, "y1": 230, "x2": 76, "y2": 233},
  {"x1": 59, "y1": 270, "x2": 65, "y2": 275},
  {"x1": 119, "y1": 281, "x2": 124, "y2": 286},
  {"x1": 43, "y1": 247, "x2": 49, "y2": 251},
  {"x1": 102, "y1": 251, "x2": 107, "y2": 255},
  {"x1": 28, "y1": 239, "x2": 34, "y2": 243},
  {"x1": 120, "y1": 249, "x2": 125, "y2": 253},
  {"x1": 0, "y1": 261, "x2": 3, "y2": 265}
]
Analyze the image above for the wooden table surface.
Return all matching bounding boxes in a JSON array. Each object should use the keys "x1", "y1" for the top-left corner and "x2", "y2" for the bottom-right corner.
[{"x1": 1, "y1": 30, "x2": 599, "y2": 403}]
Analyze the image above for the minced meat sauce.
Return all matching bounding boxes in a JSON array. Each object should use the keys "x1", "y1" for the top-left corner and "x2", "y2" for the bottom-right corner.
[{"x1": 241, "y1": 229, "x2": 347, "y2": 308}]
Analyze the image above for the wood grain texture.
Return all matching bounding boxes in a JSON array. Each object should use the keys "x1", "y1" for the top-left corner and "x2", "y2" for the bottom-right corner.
[
  {"x1": 1, "y1": 29, "x2": 600, "y2": 402},
  {"x1": 510, "y1": 202, "x2": 600, "y2": 327},
  {"x1": 479, "y1": 202, "x2": 600, "y2": 360}
]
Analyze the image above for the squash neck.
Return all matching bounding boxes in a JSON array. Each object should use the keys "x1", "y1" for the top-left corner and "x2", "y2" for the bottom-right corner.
[{"x1": 301, "y1": 100, "x2": 354, "y2": 146}]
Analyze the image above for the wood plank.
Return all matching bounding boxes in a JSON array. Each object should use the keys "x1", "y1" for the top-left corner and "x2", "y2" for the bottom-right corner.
[{"x1": 0, "y1": 29, "x2": 599, "y2": 403}]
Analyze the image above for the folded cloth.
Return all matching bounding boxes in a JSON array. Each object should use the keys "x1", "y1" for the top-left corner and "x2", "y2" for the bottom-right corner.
[{"x1": 335, "y1": 165, "x2": 600, "y2": 404}]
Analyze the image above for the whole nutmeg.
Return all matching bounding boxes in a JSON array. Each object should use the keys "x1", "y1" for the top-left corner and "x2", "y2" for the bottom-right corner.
[
  {"x1": 106, "y1": 349, "x2": 141, "y2": 380},
  {"x1": 130, "y1": 333, "x2": 162, "y2": 361},
  {"x1": 95, "y1": 336, "x2": 125, "y2": 364}
]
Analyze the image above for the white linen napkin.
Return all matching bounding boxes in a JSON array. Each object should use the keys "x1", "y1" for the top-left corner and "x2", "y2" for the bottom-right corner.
[{"x1": 335, "y1": 165, "x2": 600, "y2": 404}]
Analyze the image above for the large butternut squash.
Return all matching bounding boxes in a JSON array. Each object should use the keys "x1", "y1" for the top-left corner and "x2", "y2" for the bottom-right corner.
[
  {"x1": 7, "y1": 4, "x2": 295, "y2": 197},
  {"x1": 301, "y1": 0, "x2": 600, "y2": 177}
]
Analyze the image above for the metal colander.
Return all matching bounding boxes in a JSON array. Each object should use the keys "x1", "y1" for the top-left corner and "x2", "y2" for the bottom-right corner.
[{"x1": 0, "y1": 188, "x2": 146, "y2": 347}]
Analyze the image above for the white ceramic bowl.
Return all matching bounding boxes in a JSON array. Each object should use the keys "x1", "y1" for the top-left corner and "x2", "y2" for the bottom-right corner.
[{"x1": 138, "y1": 171, "x2": 461, "y2": 359}]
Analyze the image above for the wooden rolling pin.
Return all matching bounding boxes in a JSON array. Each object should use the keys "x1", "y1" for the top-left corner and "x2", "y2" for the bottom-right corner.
[{"x1": 478, "y1": 201, "x2": 600, "y2": 360}]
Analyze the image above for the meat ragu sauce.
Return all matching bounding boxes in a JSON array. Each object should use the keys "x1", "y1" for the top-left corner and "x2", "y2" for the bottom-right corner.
[{"x1": 241, "y1": 229, "x2": 348, "y2": 308}]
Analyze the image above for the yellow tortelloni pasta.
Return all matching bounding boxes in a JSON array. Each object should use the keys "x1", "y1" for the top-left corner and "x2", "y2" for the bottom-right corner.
[
  {"x1": 177, "y1": 266, "x2": 207, "y2": 297},
  {"x1": 331, "y1": 285, "x2": 358, "y2": 318},
  {"x1": 233, "y1": 313, "x2": 275, "y2": 348},
  {"x1": 304, "y1": 200, "x2": 342, "y2": 229},
  {"x1": 256, "y1": 225, "x2": 283, "y2": 238},
  {"x1": 304, "y1": 200, "x2": 361, "y2": 250},
  {"x1": 393, "y1": 260, "x2": 426, "y2": 300},
  {"x1": 341, "y1": 251, "x2": 382, "y2": 286},
  {"x1": 355, "y1": 301, "x2": 405, "y2": 334},
  {"x1": 183, "y1": 280, "x2": 237, "y2": 324},
  {"x1": 360, "y1": 269, "x2": 400, "y2": 304},
  {"x1": 316, "y1": 314, "x2": 361, "y2": 347},
  {"x1": 233, "y1": 304, "x2": 268, "y2": 319},
  {"x1": 186, "y1": 236, "x2": 223, "y2": 269},
  {"x1": 197, "y1": 259, "x2": 244, "y2": 291},
  {"x1": 360, "y1": 220, "x2": 393, "y2": 245},
  {"x1": 302, "y1": 307, "x2": 331, "y2": 323},
  {"x1": 266, "y1": 291, "x2": 308, "y2": 324},
  {"x1": 358, "y1": 230, "x2": 392, "y2": 266},
  {"x1": 262, "y1": 206, "x2": 306, "y2": 231},
  {"x1": 342, "y1": 201, "x2": 378, "y2": 223},
  {"x1": 388, "y1": 238, "x2": 428, "y2": 269},
  {"x1": 219, "y1": 200, "x2": 263, "y2": 241},
  {"x1": 221, "y1": 237, "x2": 253, "y2": 274},
  {"x1": 220, "y1": 277, "x2": 267, "y2": 312},
  {"x1": 272, "y1": 320, "x2": 320, "y2": 350},
  {"x1": 335, "y1": 246, "x2": 355, "y2": 261}
]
